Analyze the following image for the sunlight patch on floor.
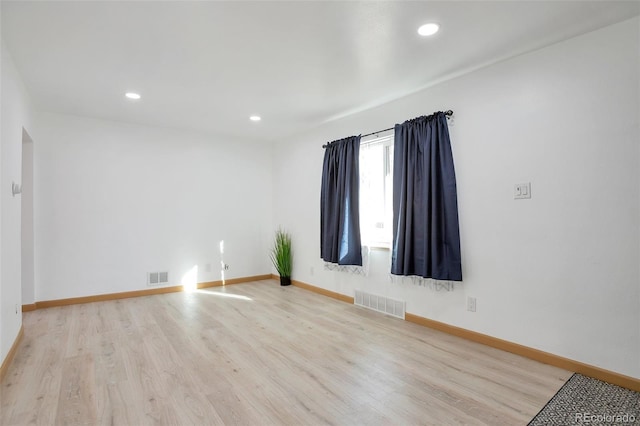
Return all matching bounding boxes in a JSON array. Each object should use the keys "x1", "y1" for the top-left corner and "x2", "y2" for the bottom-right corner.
[{"x1": 196, "y1": 289, "x2": 252, "y2": 301}]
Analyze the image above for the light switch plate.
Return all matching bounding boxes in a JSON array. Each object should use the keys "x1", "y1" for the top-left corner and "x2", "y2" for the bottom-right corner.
[{"x1": 514, "y1": 182, "x2": 531, "y2": 199}]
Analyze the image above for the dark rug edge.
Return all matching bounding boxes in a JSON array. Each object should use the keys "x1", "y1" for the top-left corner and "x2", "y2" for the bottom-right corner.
[{"x1": 527, "y1": 372, "x2": 577, "y2": 426}]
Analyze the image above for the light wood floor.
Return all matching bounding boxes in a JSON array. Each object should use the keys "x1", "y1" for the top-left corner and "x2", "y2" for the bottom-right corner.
[{"x1": 1, "y1": 280, "x2": 571, "y2": 425}]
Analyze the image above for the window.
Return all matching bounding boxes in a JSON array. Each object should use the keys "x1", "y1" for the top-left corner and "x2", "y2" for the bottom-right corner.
[{"x1": 359, "y1": 132, "x2": 394, "y2": 248}]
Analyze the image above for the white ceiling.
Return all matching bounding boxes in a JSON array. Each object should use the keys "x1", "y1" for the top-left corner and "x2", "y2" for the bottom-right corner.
[{"x1": 2, "y1": 1, "x2": 639, "y2": 143}]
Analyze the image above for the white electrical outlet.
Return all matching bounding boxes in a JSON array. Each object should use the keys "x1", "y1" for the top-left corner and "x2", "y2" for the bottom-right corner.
[{"x1": 467, "y1": 296, "x2": 477, "y2": 312}]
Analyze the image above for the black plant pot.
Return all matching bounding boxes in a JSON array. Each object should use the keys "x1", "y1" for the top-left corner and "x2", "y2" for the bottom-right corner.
[{"x1": 280, "y1": 276, "x2": 291, "y2": 286}]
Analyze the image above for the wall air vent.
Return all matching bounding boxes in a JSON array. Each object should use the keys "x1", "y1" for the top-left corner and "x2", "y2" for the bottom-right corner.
[
  {"x1": 148, "y1": 271, "x2": 169, "y2": 286},
  {"x1": 354, "y1": 289, "x2": 405, "y2": 319}
]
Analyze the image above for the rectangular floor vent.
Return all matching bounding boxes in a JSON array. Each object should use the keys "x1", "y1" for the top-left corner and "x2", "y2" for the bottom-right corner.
[{"x1": 354, "y1": 290, "x2": 405, "y2": 319}]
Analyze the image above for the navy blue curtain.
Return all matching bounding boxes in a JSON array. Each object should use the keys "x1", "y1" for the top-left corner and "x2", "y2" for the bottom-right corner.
[
  {"x1": 320, "y1": 136, "x2": 363, "y2": 266},
  {"x1": 391, "y1": 112, "x2": 462, "y2": 281}
]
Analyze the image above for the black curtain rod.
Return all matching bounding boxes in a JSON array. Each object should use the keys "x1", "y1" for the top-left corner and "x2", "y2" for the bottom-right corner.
[{"x1": 322, "y1": 110, "x2": 453, "y2": 148}]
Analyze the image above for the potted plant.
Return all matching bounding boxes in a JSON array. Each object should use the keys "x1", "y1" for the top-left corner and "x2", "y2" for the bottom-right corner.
[{"x1": 270, "y1": 228, "x2": 292, "y2": 286}]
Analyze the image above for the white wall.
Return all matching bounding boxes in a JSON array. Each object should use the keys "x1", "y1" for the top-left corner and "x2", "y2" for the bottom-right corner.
[
  {"x1": 273, "y1": 18, "x2": 640, "y2": 378},
  {"x1": 35, "y1": 113, "x2": 272, "y2": 301},
  {"x1": 21, "y1": 130, "x2": 34, "y2": 305},
  {"x1": 1, "y1": 41, "x2": 36, "y2": 364}
]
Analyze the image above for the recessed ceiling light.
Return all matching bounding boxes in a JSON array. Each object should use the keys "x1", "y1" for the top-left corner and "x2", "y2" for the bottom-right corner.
[
  {"x1": 125, "y1": 92, "x2": 141, "y2": 100},
  {"x1": 249, "y1": 115, "x2": 261, "y2": 122},
  {"x1": 418, "y1": 23, "x2": 439, "y2": 37}
]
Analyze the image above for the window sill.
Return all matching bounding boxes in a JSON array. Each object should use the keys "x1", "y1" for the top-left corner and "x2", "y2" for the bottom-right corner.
[{"x1": 363, "y1": 243, "x2": 391, "y2": 251}]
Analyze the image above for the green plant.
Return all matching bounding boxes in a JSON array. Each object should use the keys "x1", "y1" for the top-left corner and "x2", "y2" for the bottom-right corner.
[{"x1": 270, "y1": 228, "x2": 292, "y2": 278}]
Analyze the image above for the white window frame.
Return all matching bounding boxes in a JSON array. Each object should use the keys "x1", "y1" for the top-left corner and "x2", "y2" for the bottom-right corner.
[{"x1": 359, "y1": 132, "x2": 394, "y2": 249}]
